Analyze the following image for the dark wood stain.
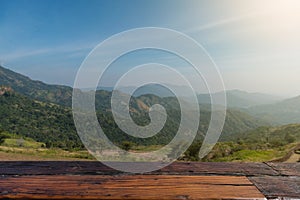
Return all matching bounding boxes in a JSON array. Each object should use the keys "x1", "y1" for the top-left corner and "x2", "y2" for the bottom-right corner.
[{"x1": 0, "y1": 161, "x2": 298, "y2": 199}]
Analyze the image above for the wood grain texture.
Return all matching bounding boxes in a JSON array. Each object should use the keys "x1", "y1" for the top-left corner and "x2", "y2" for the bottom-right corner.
[
  {"x1": 0, "y1": 175, "x2": 265, "y2": 200},
  {"x1": 265, "y1": 162, "x2": 300, "y2": 176},
  {"x1": 0, "y1": 162, "x2": 299, "y2": 199},
  {"x1": 0, "y1": 161, "x2": 278, "y2": 176},
  {"x1": 249, "y1": 176, "x2": 300, "y2": 199}
]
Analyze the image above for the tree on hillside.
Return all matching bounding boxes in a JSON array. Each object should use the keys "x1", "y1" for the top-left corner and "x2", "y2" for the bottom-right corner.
[
  {"x1": 284, "y1": 133, "x2": 295, "y2": 143},
  {"x1": 0, "y1": 133, "x2": 8, "y2": 145},
  {"x1": 121, "y1": 141, "x2": 135, "y2": 151}
]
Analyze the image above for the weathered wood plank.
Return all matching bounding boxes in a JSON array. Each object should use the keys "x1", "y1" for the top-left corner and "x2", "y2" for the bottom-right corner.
[
  {"x1": 249, "y1": 176, "x2": 300, "y2": 199},
  {"x1": 265, "y1": 162, "x2": 300, "y2": 176},
  {"x1": 0, "y1": 162, "x2": 298, "y2": 199},
  {"x1": 0, "y1": 175, "x2": 265, "y2": 200},
  {"x1": 155, "y1": 162, "x2": 279, "y2": 176},
  {"x1": 0, "y1": 161, "x2": 119, "y2": 175},
  {"x1": 0, "y1": 161, "x2": 279, "y2": 176}
]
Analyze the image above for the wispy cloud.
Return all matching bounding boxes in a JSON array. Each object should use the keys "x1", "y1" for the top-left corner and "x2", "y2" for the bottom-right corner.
[
  {"x1": 1, "y1": 42, "x2": 94, "y2": 62},
  {"x1": 185, "y1": 12, "x2": 257, "y2": 33}
]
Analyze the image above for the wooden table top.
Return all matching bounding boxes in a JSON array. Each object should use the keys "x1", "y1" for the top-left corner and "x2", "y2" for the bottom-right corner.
[{"x1": 0, "y1": 161, "x2": 299, "y2": 199}]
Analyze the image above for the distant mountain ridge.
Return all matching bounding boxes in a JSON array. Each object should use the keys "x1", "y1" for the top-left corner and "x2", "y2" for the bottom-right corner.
[
  {"x1": 0, "y1": 64, "x2": 298, "y2": 135},
  {"x1": 98, "y1": 84, "x2": 190, "y2": 97},
  {"x1": 197, "y1": 90, "x2": 283, "y2": 108},
  {"x1": 247, "y1": 95, "x2": 300, "y2": 124},
  {"x1": 0, "y1": 66, "x2": 72, "y2": 106},
  {"x1": 0, "y1": 85, "x2": 268, "y2": 148},
  {"x1": 0, "y1": 65, "x2": 286, "y2": 108},
  {"x1": 0, "y1": 65, "x2": 271, "y2": 148},
  {"x1": 98, "y1": 84, "x2": 284, "y2": 108}
]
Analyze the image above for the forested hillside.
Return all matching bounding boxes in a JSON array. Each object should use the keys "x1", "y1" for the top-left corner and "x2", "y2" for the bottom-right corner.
[
  {"x1": 0, "y1": 85, "x2": 266, "y2": 150},
  {"x1": 0, "y1": 65, "x2": 298, "y2": 163},
  {"x1": 247, "y1": 95, "x2": 300, "y2": 124},
  {"x1": 0, "y1": 66, "x2": 72, "y2": 106},
  {"x1": 184, "y1": 124, "x2": 300, "y2": 162},
  {"x1": 0, "y1": 86, "x2": 81, "y2": 149}
]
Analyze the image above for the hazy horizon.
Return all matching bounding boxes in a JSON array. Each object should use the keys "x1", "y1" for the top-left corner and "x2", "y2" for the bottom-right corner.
[
  {"x1": 1, "y1": 0, "x2": 300, "y2": 96},
  {"x1": 0, "y1": 63, "x2": 294, "y2": 99}
]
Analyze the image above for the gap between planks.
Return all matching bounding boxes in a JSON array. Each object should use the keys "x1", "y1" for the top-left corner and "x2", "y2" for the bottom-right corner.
[{"x1": 0, "y1": 175, "x2": 266, "y2": 200}]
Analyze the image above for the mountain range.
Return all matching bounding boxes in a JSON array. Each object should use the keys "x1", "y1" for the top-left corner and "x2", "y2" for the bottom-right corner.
[
  {"x1": 247, "y1": 95, "x2": 300, "y2": 124},
  {"x1": 198, "y1": 89, "x2": 283, "y2": 108},
  {"x1": 0, "y1": 66, "x2": 72, "y2": 106},
  {"x1": 0, "y1": 65, "x2": 299, "y2": 149},
  {"x1": 99, "y1": 84, "x2": 284, "y2": 108}
]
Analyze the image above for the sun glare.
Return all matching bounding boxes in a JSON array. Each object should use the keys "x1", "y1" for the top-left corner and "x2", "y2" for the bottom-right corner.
[
  {"x1": 260, "y1": 0, "x2": 300, "y2": 24},
  {"x1": 251, "y1": 0, "x2": 300, "y2": 42}
]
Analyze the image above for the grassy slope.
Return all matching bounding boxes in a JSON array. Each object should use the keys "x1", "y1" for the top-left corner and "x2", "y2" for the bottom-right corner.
[
  {"x1": 0, "y1": 136, "x2": 94, "y2": 161},
  {"x1": 209, "y1": 143, "x2": 296, "y2": 162},
  {"x1": 200, "y1": 124, "x2": 300, "y2": 162},
  {"x1": 0, "y1": 150, "x2": 93, "y2": 161}
]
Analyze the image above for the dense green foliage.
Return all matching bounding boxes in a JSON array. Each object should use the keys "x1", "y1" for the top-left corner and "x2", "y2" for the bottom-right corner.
[
  {"x1": 0, "y1": 133, "x2": 7, "y2": 145},
  {"x1": 1, "y1": 64, "x2": 299, "y2": 163},
  {"x1": 0, "y1": 85, "x2": 268, "y2": 151},
  {"x1": 0, "y1": 66, "x2": 72, "y2": 106},
  {"x1": 0, "y1": 88, "x2": 83, "y2": 150},
  {"x1": 184, "y1": 124, "x2": 300, "y2": 162},
  {"x1": 95, "y1": 92, "x2": 267, "y2": 147}
]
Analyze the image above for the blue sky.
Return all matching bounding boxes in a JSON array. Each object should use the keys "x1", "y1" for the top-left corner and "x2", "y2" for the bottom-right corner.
[{"x1": 1, "y1": 0, "x2": 300, "y2": 96}]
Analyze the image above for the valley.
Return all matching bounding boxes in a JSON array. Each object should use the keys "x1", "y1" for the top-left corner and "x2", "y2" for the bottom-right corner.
[{"x1": 0, "y1": 65, "x2": 299, "y2": 162}]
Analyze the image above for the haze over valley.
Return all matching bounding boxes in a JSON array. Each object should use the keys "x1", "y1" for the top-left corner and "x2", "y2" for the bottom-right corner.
[{"x1": 0, "y1": 65, "x2": 299, "y2": 162}]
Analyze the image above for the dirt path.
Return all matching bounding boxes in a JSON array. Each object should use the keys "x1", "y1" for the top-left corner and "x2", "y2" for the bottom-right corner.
[
  {"x1": 281, "y1": 143, "x2": 300, "y2": 163},
  {"x1": 284, "y1": 152, "x2": 300, "y2": 163},
  {"x1": 271, "y1": 143, "x2": 300, "y2": 163}
]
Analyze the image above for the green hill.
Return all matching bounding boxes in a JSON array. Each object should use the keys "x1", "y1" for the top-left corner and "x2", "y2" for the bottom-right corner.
[
  {"x1": 0, "y1": 65, "x2": 72, "y2": 106},
  {"x1": 184, "y1": 123, "x2": 300, "y2": 162},
  {"x1": 0, "y1": 65, "x2": 270, "y2": 151},
  {"x1": 247, "y1": 96, "x2": 300, "y2": 124},
  {"x1": 94, "y1": 92, "x2": 269, "y2": 146},
  {"x1": 0, "y1": 86, "x2": 82, "y2": 149},
  {"x1": 0, "y1": 85, "x2": 267, "y2": 150},
  {"x1": 228, "y1": 123, "x2": 300, "y2": 145}
]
